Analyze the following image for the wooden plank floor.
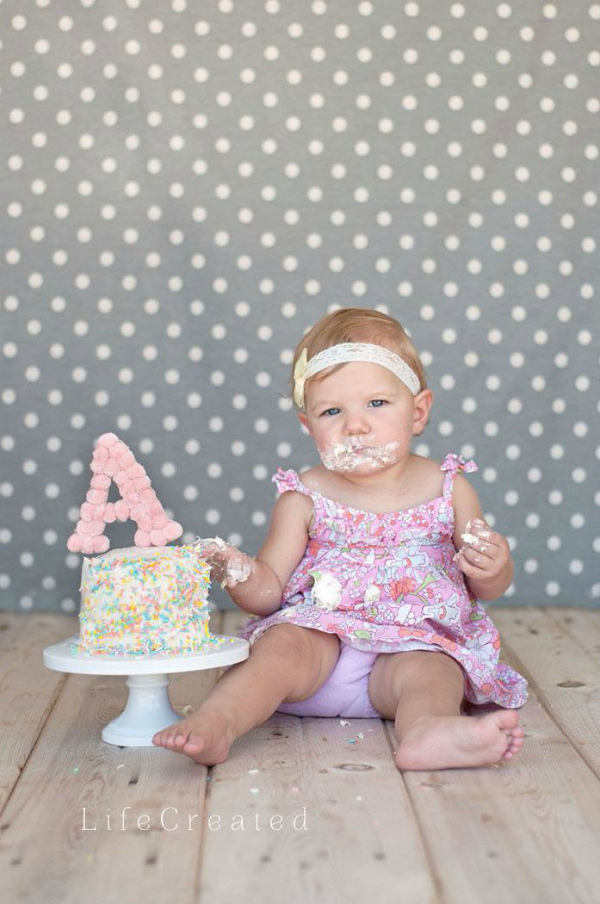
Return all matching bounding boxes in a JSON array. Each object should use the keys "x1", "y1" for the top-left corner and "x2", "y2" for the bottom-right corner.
[{"x1": 1, "y1": 606, "x2": 600, "y2": 904}]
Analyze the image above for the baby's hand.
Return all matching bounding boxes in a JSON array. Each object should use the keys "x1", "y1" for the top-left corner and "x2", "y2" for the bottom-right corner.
[
  {"x1": 452, "y1": 518, "x2": 511, "y2": 583},
  {"x1": 195, "y1": 537, "x2": 254, "y2": 589}
]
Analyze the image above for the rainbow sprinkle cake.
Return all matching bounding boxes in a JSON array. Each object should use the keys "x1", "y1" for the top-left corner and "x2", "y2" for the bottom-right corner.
[{"x1": 76, "y1": 545, "x2": 224, "y2": 656}]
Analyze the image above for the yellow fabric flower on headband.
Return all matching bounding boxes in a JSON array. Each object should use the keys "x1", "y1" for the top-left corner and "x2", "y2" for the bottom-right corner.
[{"x1": 293, "y1": 347, "x2": 309, "y2": 408}]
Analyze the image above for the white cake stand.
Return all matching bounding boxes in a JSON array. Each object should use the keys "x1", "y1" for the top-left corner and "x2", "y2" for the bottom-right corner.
[{"x1": 43, "y1": 634, "x2": 249, "y2": 747}]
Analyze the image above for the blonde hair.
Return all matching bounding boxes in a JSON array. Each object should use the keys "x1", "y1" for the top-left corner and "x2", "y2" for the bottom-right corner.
[{"x1": 290, "y1": 307, "x2": 428, "y2": 407}]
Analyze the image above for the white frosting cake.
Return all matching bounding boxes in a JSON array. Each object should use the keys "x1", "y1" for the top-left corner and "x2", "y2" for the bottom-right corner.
[{"x1": 77, "y1": 545, "x2": 215, "y2": 656}]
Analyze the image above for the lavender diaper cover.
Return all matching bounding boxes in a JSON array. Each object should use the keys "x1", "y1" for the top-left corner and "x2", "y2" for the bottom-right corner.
[{"x1": 276, "y1": 640, "x2": 382, "y2": 719}]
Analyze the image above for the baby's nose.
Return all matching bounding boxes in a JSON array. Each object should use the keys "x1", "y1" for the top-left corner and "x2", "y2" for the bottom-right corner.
[{"x1": 343, "y1": 413, "x2": 371, "y2": 435}]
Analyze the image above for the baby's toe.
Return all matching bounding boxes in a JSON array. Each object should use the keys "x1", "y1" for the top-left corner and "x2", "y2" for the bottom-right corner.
[
  {"x1": 502, "y1": 730, "x2": 525, "y2": 760},
  {"x1": 153, "y1": 728, "x2": 176, "y2": 747},
  {"x1": 497, "y1": 709, "x2": 520, "y2": 730},
  {"x1": 159, "y1": 725, "x2": 182, "y2": 747},
  {"x1": 509, "y1": 736, "x2": 524, "y2": 754},
  {"x1": 183, "y1": 733, "x2": 206, "y2": 753},
  {"x1": 168, "y1": 731, "x2": 186, "y2": 748}
]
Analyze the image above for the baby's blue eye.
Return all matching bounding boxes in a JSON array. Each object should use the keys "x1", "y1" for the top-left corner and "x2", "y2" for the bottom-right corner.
[{"x1": 320, "y1": 400, "x2": 387, "y2": 416}]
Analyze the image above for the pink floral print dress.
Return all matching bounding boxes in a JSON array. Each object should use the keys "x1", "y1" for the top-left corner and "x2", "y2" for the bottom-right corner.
[{"x1": 238, "y1": 453, "x2": 528, "y2": 708}]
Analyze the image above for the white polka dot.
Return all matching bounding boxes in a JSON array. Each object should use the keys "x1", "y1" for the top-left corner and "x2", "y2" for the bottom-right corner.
[
  {"x1": 251, "y1": 511, "x2": 267, "y2": 527},
  {"x1": 185, "y1": 440, "x2": 201, "y2": 455}
]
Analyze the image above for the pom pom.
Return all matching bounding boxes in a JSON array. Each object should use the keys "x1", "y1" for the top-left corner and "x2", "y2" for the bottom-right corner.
[
  {"x1": 134, "y1": 530, "x2": 151, "y2": 546},
  {"x1": 92, "y1": 535, "x2": 110, "y2": 553},
  {"x1": 165, "y1": 520, "x2": 183, "y2": 541},
  {"x1": 117, "y1": 450, "x2": 135, "y2": 469},
  {"x1": 97, "y1": 432, "x2": 119, "y2": 448},
  {"x1": 151, "y1": 515, "x2": 167, "y2": 530},
  {"x1": 150, "y1": 530, "x2": 167, "y2": 546},
  {"x1": 141, "y1": 488, "x2": 155, "y2": 504},
  {"x1": 114, "y1": 500, "x2": 130, "y2": 520},
  {"x1": 91, "y1": 474, "x2": 111, "y2": 489},
  {"x1": 86, "y1": 489, "x2": 106, "y2": 505},
  {"x1": 80, "y1": 502, "x2": 95, "y2": 522},
  {"x1": 138, "y1": 516, "x2": 153, "y2": 532},
  {"x1": 67, "y1": 534, "x2": 82, "y2": 553},
  {"x1": 94, "y1": 445, "x2": 109, "y2": 461},
  {"x1": 104, "y1": 458, "x2": 118, "y2": 477},
  {"x1": 127, "y1": 463, "x2": 145, "y2": 479},
  {"x1": 104, "y1": 503, "x2": 116, "y2": 523},
  {"x1": 81, "y1": 538, "x2": 97, "y2": 555}
]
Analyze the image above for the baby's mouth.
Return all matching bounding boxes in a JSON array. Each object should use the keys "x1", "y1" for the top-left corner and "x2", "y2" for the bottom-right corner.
[{"x1": 319, "y1": 437, "x2": 400, "y2": 472}]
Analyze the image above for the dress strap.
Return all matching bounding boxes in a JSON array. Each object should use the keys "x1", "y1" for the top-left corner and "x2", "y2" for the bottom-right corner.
[
  {"x1": 440, "y1": 453, "x2": 478, "y2": 501},
  {"x1": 272, "y1": 467, "x2": 312, "y2": 498}
]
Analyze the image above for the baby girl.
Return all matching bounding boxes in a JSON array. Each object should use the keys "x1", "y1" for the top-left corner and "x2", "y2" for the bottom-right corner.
[{"x1": 153, "y1": 307, "x2": 527, "y2": 771}]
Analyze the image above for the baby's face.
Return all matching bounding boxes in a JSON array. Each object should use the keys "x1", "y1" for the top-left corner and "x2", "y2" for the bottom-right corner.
[{"x1": 298, "y1": 361, "x2": 431, "y2": 474}]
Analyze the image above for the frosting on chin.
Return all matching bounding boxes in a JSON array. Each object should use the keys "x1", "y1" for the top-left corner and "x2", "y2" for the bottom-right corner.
[{"x1": 319, "y1": 437, "x2": 401, "y2": 472}]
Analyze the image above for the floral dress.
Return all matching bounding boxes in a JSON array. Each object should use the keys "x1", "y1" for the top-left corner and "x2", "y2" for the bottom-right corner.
[{"x1": 238, "y1": 453, "x2": 528, "y2": 708}]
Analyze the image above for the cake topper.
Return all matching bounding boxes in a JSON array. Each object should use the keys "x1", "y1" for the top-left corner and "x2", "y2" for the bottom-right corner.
[{"x1": 67, "y1": 432, "x2": 183, "y2": 555}]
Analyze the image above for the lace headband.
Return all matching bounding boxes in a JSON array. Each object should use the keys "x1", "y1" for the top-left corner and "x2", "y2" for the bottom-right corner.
[{"x1": 293, "y1": 342, "x2": 421, "y2": 408}]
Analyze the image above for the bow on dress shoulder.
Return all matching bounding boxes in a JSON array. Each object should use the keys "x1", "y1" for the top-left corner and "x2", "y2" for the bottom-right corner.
[{"x1": 440, "y1": 453, "x2": 478, "y2": 474}]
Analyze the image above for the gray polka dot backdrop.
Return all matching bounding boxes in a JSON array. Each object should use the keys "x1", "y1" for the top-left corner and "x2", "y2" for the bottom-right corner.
[{"x1": 1, "y1": 1, "x2": 599, "y2": 614}]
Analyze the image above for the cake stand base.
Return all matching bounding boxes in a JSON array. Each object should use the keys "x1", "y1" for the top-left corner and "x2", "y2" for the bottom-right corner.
[
  {"x1": 43, "y1": 634, "x2": 249, "y2": 747},
  {"x1": 102, "y1": 674, "x2": 182, "y2": 746}
]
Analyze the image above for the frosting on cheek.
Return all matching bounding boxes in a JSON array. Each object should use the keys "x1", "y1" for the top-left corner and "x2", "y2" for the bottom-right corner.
[{"x1": 318, "y1": 437, "x2": 401, "y2": 472}]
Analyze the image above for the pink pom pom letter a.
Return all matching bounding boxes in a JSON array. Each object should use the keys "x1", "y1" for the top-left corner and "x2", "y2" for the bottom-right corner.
[{"x1": 67, "y1": 432, "x2": 183, "y2": 555}]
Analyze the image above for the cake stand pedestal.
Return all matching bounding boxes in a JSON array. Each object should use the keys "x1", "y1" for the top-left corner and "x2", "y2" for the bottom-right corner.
[{"x1": 43, "y1": 635, "x2": 249, "y2": 747}]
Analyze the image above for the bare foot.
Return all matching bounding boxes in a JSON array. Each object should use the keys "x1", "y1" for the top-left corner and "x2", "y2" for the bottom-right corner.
[
  {"x1": 152, "y1": 705, "x2": 235, "y2": 765},
  {"x1": 394, "y1": 709, "x2": 524, "y2": 771}
]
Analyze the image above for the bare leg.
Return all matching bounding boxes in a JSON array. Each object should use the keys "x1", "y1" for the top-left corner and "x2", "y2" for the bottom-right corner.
[
  {"x1": 152, "y1": 624, "x2": 340, "y2": 764},
  {"x1": 368, "y1": 650, "x2": 525, "y2": 771}
]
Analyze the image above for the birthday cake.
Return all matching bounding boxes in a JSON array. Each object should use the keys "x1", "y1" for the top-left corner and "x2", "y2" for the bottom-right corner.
[{"x1": 76, "y1": 545, "x2": 215, "y2": 656}]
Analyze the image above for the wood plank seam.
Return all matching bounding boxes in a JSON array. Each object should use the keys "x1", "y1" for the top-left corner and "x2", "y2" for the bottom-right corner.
[
  {"x1": 193, "y1": 608, "x2": 224, "y2": 904},
  {"x1": 0, "y1": 669, "x2": 70, "y2": 820},
  {"x1": 398, "y1": 763, "x2": 445, "y2": 904}
]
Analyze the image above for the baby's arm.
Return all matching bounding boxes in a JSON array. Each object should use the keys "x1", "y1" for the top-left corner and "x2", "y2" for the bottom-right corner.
[
  {"x1": 451, "y1": 474, "x2": 514, "y2": 601},
  {"x1": 200, "y1": 491, "x2": 311, "y2": 618}
]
